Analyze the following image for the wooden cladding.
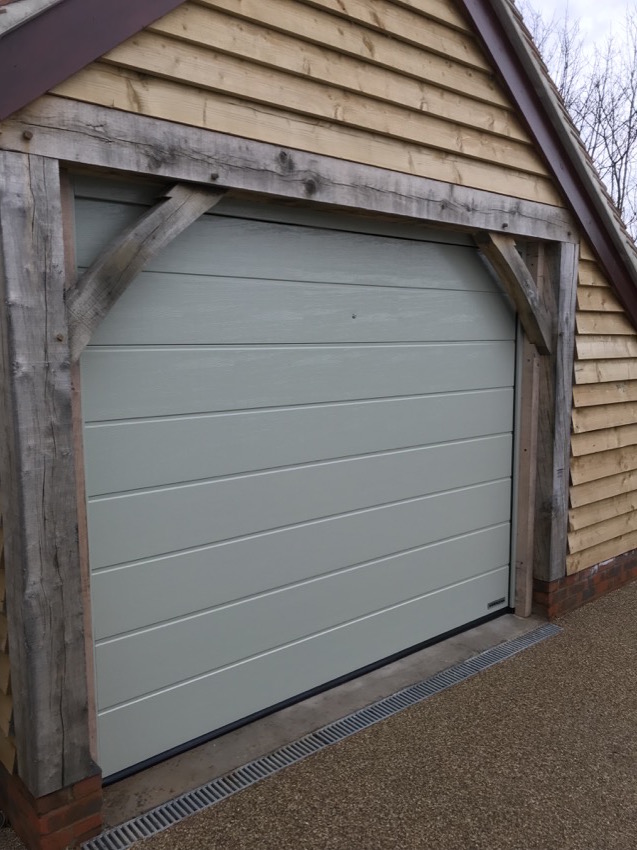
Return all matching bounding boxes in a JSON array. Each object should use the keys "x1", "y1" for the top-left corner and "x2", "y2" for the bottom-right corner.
[
  {"x1": 49, "y1": 0, "x2": 561, "y2": 205},
  {"x1": 569, "y1": 258, "x2": 637, "y2": 575}
]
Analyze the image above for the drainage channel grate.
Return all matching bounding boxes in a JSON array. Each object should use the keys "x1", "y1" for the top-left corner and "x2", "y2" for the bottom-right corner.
[{"x1": 84, "y1": 623, "x2": 561, "y2": 850}]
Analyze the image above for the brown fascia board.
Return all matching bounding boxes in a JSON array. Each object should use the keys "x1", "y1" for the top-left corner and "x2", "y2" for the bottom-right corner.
[
  {"x1": 0, "y1": 0, "x2": 186, "y2": 122},
  {"x1": 460, "y1": 0, "x2": 637, "y2": 327}
]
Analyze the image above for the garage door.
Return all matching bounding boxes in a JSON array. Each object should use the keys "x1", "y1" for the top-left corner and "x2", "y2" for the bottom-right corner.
[{"x1": 76, "y1": 180, "x2": 517, "y2": 778}]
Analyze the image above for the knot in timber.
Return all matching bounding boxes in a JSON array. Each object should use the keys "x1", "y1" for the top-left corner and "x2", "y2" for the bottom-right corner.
[
  {"x1": 304, "y1": 178, "x2": 318, "y2": 197},
  {"x1": 277, "y1": 150, "x2": 294, "y2": 173}
]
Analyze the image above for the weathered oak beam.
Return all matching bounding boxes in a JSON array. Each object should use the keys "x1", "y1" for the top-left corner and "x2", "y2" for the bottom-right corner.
[
  {"x1": 67, "y1": 183, "x2": 226, "y2": 360},
  {"x1": 477, "y1": 232, "x2": 553, "y2": 354},
  {"x1": 0, "y1": 96, "x2": 578, "y2": 243},
  {"x1": 547, "y1": 241, "x2": 579, "y2": 580},
  {"x1": 0, "y1": 151, "x2": 97, "y2": 796}
]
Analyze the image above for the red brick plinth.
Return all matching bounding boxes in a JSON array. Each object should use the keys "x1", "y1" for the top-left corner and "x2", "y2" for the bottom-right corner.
[
  {"x1": 534, "y1": 548, "x2": 637, "y2": 619},
  {"x1": 0, "y1": 766, "x2": 102, "y2": 850}
]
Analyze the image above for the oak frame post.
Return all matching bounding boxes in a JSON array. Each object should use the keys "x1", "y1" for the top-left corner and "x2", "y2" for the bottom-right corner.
[
  {"x1": 0, "y1": 151, "x2": 96, "y2": 796},
  {"x1": 547, "y1": 242, "x2": 579, "y2": 580},
  {"x1": 529, "y1": 241, "x2": 579, "y2": 584}
]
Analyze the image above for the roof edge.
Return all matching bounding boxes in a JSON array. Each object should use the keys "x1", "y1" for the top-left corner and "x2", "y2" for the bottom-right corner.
[
  {"x1": 0, "y1": 0, "x2": 185, "y2": 122},
  {"x1": 460, "y1": 0, "x2": 637, "y2": 324}
]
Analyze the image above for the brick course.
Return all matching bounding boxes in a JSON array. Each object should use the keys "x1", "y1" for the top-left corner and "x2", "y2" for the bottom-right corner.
[
  {"x1": 0, "y1": 767, "x2": 102, "y2": 850},
  {"x1": 534, "y1": 549, "x2": 637, "y2": 619}
]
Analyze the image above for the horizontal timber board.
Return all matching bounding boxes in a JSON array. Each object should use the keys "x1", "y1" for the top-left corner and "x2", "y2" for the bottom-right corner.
[
  {"x1": 577, "y1": 286, "x2": 623, "y2": 313},
  {"x1": 570, "y1": 445, "x2": 637, "y2": 485},
  {"x1": 568, "y1": 510, "x2": 637, "y2": 554},
  {"x1": 84, "y1": 388, "x2": 514, "y2": 497},
  {"x1": 295, "y1": 0, "x2": 474, "y2": 52},
  {"x1": 567, "y1": 530, "x2": 637, "y2": 574},
  {"x1": 570, "y1": 468, "x2": 637, "y2": 508},
  {"x1": 149, "y1": 7, "x2": 529, "y2": 142},
  {"x1": 573, "y1": 380, "x2": 637, "y2": 408},
  {"x1": 86, "y1": 438, "x2": 513, "y2": 567},
  {"x1": 197, "y1": 0, "x2": 492, "y2": 73},
  {"x1": 383, "y1": 0, "x2": 469, "y2": 29},
  {"x1": 574, "y1": 358, "x2": 637, "y2": 385},
  {"x1": 2, "y1": 97, "x2": 576, "y2": 242},
  {"x1": 571, "y1": 424, "x2": 637, "y2": 457},
  {"x1": 52, "y1": 65, "x2": 563, "y2": 205},
  {"x1": 578, "y1": 260, "x2": 610, "y2": 287},
  {"x1": 75, "y1": 200, "x2": 515, "y2": 290},
  {"x1": 575, "y1": 336, "x2": 637, "y2": 360},
  {"x1": 92, "y1": 514, "x2": 510, "y2": 641},
  {"x1": 103, "y1": 31, "x2": 543, "y2": 170},
  {"x1": 81, "y1": 342, "x2": 516, "y2": 421},
  {"x1": 95, "y1": 509, "x2": 510, "y2": 708},
  {"x1": 99, "y1": 566, "x2": 509, "y2": 776},
  {"x1": 90, "y1": 273, "x2": 515, "y2": 346},
  {"x1": 569, "y1": 489, "x2": 637, "y2": 532},
  {"x1": 572, "y1": 401, "x2": 637, "y2": 434},
  {"x1": 575, "y1": 312, "x2": 635, "y2": 335}
]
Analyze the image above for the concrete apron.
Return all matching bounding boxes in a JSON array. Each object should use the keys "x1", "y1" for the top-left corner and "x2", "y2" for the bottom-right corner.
[{"x1": 103, "y1": 613, "x2": 545, "y2": 827}]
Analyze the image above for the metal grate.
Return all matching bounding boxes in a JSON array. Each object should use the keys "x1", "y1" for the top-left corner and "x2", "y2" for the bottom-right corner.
[{"x1": 83, "y1": 622, "x2": 561, "y2": 850}]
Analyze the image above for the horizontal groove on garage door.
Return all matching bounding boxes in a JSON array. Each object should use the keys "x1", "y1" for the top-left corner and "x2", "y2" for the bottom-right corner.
[{"x1": 83, "y1": 388, "x2": 514, "y2": 496}]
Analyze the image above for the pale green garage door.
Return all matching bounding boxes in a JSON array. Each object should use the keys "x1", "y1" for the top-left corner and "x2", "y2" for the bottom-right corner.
[{"x1": 76, "y1": 180, "x2": 517, "y2": 779}]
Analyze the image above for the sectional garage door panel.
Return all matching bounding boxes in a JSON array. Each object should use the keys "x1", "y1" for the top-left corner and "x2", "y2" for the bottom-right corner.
[
  {"x1": 75, "y1": 199, "x2": 506, "y2": 292},
  {"x1": 79, "y1": 189, "x2": 516, "y2": 778},
  {"x1": 98, "y1": 566, "x2": 510, "y2": 780},
  {"x1": 82, "y1": 342, "x2": 514, "y2": 421},
  {"x1": 84, "y1": 387, "x2": 514, "y2": 497},
  {"x1": 89, "y1": 273, "x2": 516, "y2": 346}
]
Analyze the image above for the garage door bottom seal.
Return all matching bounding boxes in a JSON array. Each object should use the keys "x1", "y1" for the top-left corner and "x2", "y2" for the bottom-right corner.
[{"x1": 83, "y1": 623, "x2": 561, "y2": 850}]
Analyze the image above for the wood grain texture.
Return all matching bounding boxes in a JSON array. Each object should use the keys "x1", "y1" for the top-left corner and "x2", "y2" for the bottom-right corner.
[
  {"x1": 569, "y1": 511, "x2": 637, "y2": 556},
  {"x1": 523, "y1": 242, "x2": 578, "y2": 582},
  {"x1": 577, "y1": 286, "x2": 623, "y2": 313},
  {"x1": 573, "y1": 380, "x2": 637, "y2": 408},
  {"x1": 575, "y1": 312, "x2": 635, "y2": 335},
  {"x1": 574, "y1": 358, "x2": 637, "y2": 385},
  {"x1": 578, "y1": 260, "x2": 609, "y2": 287},
  {"x1": 148, "y1": 5, "x2": 524, "y2": 138},
  {"x1": 571, "y1": 423, "x2": 637, "y2": 457},
  {"x1": 477, "y1": 232, "x2": 552, "y2": 353},
  {"x1": 572, "y1": 401, "x2": 637, "y2": 433},
  {"x1": 1, "y1": 97, "x2": 576, "y2": 241},
  {"x1": 103, "y1": 32, "x2": 545, "y2": 174},
  {"x1": 53, "y1": 64, "x2": 562, "y2": 206},
  {"x1": 567, "y1": 529, "x2": 637, "y2": 574},
  {"x1": 297, "y1": 0, "x2": 475, "y2": 50},
  {"x1": 67, "y1": 183, "x2": 225, "y2": 360},
  {"x1": 570, "y1": 468, "x2": 637, "y2": 509},
  {"x1": 569, "y1": 489, "x2": 637, "y2": 532},
  {"x1": 0, "y1": 152, "x2": 95, "y2": 796},
  {"x1": 575, "y1": 335, "x2": 637, "y2": 360},
  {"x1": 570, "y1": 446, "x2": 637, "y2": 486},
  {"x1": 197, "y1": 0, "x2": 495, "y2": 75}
]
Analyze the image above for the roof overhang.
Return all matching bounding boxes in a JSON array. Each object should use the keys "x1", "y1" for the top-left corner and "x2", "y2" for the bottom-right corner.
[
  {"x1": 0, "y1": 0, "x2": 184, "y2": 123},
  {"x1": 460, "y1": 0, "x2": 637, "y2": 325}
]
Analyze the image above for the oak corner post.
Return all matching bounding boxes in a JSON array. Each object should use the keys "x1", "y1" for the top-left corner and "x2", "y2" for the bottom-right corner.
[
  {"x1": 532, "y1": 240, "x2": 579, "y2": 585},
  {"x1": 0, "y1": 151, "x2": 96, "y2": 797}
]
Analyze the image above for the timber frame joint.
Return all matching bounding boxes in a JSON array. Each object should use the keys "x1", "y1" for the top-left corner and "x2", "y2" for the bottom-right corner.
[{"x1": 65, "y1": 182, "x2": 227, "y2": 361}]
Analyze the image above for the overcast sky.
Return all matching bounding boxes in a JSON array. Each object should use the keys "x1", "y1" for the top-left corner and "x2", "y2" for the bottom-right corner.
[{"x1": 527, "y1": 0, "x2": 631, "y2": 45}]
